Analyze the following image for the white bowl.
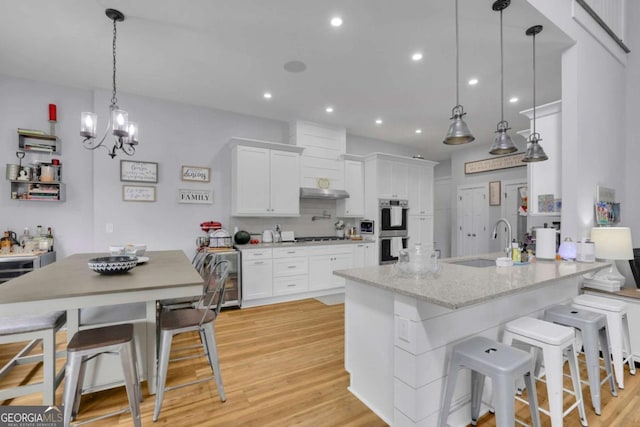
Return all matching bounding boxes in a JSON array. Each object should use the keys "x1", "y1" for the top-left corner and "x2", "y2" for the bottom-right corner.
[{"x1": 496, "y1": 257, "x2": 514, "y2": 268}]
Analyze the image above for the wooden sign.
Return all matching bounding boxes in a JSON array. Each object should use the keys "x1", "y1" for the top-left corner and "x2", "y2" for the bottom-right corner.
[
  {"x1": 123, "y1": 185, "x2": 156, "y2": 202},
  {"x1": 120, "y1": 160, "x2": 159, "y2": 183},
  {"x1": 181, "y1": 165, "x2": 210, "y2": 182},
  {"x1": 464, "y1": 153, "x2": 526, "y2": 175},
  {"x1": 178, "y1": 189, "x2": 213, "y2": 204}
]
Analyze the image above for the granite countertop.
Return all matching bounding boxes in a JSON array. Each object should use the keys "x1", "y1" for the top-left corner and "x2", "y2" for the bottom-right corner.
[
  {"x1": 235, "y1": 238, "x2": 374, "y2": 250},
  {"x1": 334, "y1": 253, "x2": 608, "y2": 309}
]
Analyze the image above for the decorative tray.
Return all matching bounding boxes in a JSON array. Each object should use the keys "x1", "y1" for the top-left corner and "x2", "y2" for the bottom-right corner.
[{"x1": 88, "y1": 256, "x2": 138, "y2": 275}]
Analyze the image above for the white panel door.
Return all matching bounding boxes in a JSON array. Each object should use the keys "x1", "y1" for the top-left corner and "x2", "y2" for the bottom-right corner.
[
  {"x1": 408, "y1": 165, "x2": 434, "y2": 215},
  {"x1": 457, "y1": 185, "x2": 489, "y2": 256},
  {"x1": 269, "y1": 150, "x2": 300, "y2": 215},
  {"x1": 234, "y1": 146, "x2": 271, "y2": 215},
  {"x1": 308, "y1": 255, "x2": 332, "y2": 291},
  {"x1": 331, "y1": 252, "x2": 353, "y2": 287},
  {"x1": 377, "y1": 160, "x2": 393, "y2": 199},
  {"x1": 391, "y1": 162, "x2": 409, "y2": 199},
  {"x1": 242, "y1": 259, "x2": 273, "y2": 300}
]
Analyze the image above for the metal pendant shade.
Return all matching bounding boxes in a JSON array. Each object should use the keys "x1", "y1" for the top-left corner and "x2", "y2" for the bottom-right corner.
[
  {"x1": 443, "y1": 0, "x2": 474, "y2": 145},
  {"x1": 522, "y1": 25, "x2": 548, "y2": 162},
  {"x1": 444, "y1": 106, "x2": 474, "y2": 145},
  {"x1": 489, "y1": 0, "x2": 517, "y2": 155}
]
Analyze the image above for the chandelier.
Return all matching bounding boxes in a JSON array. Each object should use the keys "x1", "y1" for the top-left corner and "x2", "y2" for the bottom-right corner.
[{"x1": 80, "y1": 9, "x2": 139, "y2": 159}]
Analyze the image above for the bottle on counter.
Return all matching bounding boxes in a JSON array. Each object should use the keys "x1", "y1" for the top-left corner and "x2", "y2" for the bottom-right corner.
[
  {"x1": 46, "y1": 227, "x2": 54, "y2": 252},
  {"x1": 511, "y1": 239, "x2": 521, "y2": 262},
  {"x1": 20, "y1": 227, "x2": 30, "y2": 247}
]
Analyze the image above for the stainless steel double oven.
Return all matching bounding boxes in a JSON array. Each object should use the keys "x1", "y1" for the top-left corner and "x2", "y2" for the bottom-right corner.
[{"x1": 378, "y1": 199, "x2": 409, "y2": 265}]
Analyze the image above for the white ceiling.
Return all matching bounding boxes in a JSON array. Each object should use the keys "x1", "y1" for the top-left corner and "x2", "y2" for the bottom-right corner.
[{"x1": 0, "y1": 0, "x2": 573, "y2": 161}]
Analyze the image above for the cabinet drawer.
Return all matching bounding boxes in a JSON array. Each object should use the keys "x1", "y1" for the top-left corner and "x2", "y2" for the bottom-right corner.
[
  {"x1": 273, "y1": 257, "x2": 308, "y2": 277},
  {"x1": 307, "y1": 244, "x2": 354, "y2": 256},
  {"x1": 241, "y1": 248, "x2": 273, "y2": 260},
  {"x1": 272, "y1": 247, "x2": 308, "y2": 258},
  {"x1": 273, "y1": 275, "x2": 309, "y2": 295}
]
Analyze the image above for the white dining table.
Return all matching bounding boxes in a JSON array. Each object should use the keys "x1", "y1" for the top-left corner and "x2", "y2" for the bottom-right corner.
[{"x1": 0, "y1": 250, "x2": 203, "y2": 394}]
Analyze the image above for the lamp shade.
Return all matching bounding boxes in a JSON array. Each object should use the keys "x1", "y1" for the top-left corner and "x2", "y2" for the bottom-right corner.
[
  {"x1": 443, "y1": 114, "x2": 475, "y2": 145},
  {"x1": 489, "y1": 124, "x2": 517, "y2": 155},
  {"x1": 590, "y1": 227, "x2": 633, "y2": 260}
]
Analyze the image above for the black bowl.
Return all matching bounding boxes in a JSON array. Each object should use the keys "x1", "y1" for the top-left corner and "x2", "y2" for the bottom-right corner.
[{"x1": 88, "y1": 256, "x2": 138, "y2": 274}]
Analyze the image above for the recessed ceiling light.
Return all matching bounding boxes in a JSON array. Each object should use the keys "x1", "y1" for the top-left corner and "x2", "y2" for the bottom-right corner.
[
  {"x1": 283, "y1": 60, "x2": 307, "y2": 73},
  {"x1": 415, "y1": 129, "x2": 422, "y2": 134},
  {"x1": 326, "y1": 106, "x2": 334, "y2": 113},
  {"x1": 412, "y1": 52, "x2": 423, "y2": 61},
  {"x1": 468, "y1": 78, "x2": 479, "y2": 85},
  {"x1": 509, "y1": 97, "x2": 519, "y2": 103},
  {"x1": 263, "y1": 92, "x2": 272, "y2": 99},
  {"x1": 330, "y1": 16, "x2": 343, "y2": 27},
  {"x1": 375, "y1": 118, "x2": 383, "y2": 125}
]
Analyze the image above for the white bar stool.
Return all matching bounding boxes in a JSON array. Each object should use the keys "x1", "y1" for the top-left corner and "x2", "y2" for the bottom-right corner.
[
  {"x1": 502, "y1": 317, "x2": 588, "y2": 427},
  {"x1": 573, "y1": 294, "x2": 636, "y2": 389},
  {"x1": 439, "y1": 336, "x2": 541, "y2": 427}
]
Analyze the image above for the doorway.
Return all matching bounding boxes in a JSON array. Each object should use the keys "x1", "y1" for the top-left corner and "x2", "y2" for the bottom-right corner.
[{"x1": 456, "y1": 184, "x2": 489, "y2": 257}]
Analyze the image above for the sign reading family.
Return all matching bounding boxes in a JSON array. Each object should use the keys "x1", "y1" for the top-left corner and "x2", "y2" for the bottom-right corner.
[
  {"x1": 181, "y1": 165, "x2": 210, "y2": 183},
  {"x1": 178, "y1": 189, "x2": 213, "y2": 204}
]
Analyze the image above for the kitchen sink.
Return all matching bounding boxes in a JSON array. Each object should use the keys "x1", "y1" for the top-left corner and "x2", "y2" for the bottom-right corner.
[{"x1": 447, "y1": 258, "x2": 496, "y2": 268}]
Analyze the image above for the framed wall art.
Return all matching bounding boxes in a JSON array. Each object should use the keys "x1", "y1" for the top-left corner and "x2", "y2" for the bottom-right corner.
[
  {"x1": 181, "y1": 165, "x2": 210, "y2": 182},
  {"x1": 120, "y1": 160, "x2": 158, "y2": 183},
  {"x1": 123, "y1": 185, "x2": 156, "y2": 202},
  {"x1": 489, "y1": 181, "x2": 501, "y2": 206},
  {"x1": 178, "y1": 189, "x2": 213, "y2": 204}
]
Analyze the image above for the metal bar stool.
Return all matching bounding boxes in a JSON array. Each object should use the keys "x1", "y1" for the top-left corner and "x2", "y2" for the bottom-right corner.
[
  {"x1": 544, "y1": 304, "x2": 617, "y2": 415},
  {"x1": 573, "y1": 294, "x2": 636, "y2": 389},
  {"x1": 502, "y1": 317, "x2": 587, "y2": 426},
  {"x1": 63, "y1": 323, "x2": 142, "y2": 427},
  {"x1": 153, "y1": 258, "x2": 230, "y2": 422},
  {"x1": 0, "y1": 311, "x2": 66, "y2": 405},
  {"x1": 439, "y1": 336, "x2": 541, "y2": 427}
]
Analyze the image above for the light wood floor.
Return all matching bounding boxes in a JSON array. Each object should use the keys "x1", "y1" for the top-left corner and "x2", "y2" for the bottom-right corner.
[{"x1": 2, "y1": 299, "x2": 640, "y2": 426}]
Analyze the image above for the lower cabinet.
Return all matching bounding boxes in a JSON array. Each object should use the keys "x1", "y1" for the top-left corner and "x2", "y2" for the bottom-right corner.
[
  {"x1": 408, "y1": 215, "x2": 434, "y2": 250},
  {"x1": 241, "y1": 244, "x2": 355, "y2": 306},
  {"x1": 241, "y1": 249, "x2": 273, "y2": 300},
  {"x1": 353, "y1": 242, "x2": 376, "y2": 268}
]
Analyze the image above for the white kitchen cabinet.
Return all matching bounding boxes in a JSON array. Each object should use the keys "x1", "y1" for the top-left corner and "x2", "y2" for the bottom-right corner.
[
  {"x1": 308, "y1": 245, "x2": 354, "y2": 291},
  {"x1": 242, "y1": 258, "x2": 273, "y2": 300},
  {"x1": 352, "y1": 242, "x2": 375, "y2": 268},
  {"x1": 408, "y1": 215, "x2": 434, "y2": 251},
  {"x1": 407, "y1": 164, "x2": 434, "y2": 215},
  {"x1": 520, "y1": 100, "x2": 561, "y2": 216},
  {"x1": 336, "y1": 159, "x2": 364, "y2": 217},
  {"x1": 377, "y1": 160, "x2": 408, "y2": 200},
  {"x1": 230, "y1": 138, "x2": 304, "y2": 217}
]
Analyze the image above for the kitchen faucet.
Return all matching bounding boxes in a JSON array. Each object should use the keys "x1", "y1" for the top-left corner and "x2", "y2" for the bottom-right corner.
[
  {"x1": 274, "y1": 224, "x2": 282, "y2": 243},
  {"x1": 492, "y1": 218, "x2": 513, "y2": 258}
]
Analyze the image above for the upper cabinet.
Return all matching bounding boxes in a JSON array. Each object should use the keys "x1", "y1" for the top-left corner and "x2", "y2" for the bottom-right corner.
[
  {"x1": 520, "y1": 100, "x2": 561, "y2": 216},
  {"x1": 336, "y1": 157, "x2": 364, "y2": 218},
  {"x1": 376, "y1": 159, "x2": 408, "y2": 200},
  {"x1": 290, "y1": 120, "x2": 346, "y2": 190},
  {"x1": 230, "y1": 138, "x2": 304, "y2": 217}
]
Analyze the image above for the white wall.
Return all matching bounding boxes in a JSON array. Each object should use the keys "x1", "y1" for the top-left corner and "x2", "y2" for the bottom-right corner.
[
  {"x1": 625, "y1": 0, "x2": 640, "y2": 246},
  {"x1": 1, "y1": 74, "x2": 435, "y2": 259},
  {"x1": 528, "y1": 0, "x2": 628, "y2": 242}
]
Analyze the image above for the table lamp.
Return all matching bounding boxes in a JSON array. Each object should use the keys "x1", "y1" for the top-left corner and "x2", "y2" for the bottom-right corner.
[{"x1": 589, "y1": 226, "x2": 634, "y2": 287}]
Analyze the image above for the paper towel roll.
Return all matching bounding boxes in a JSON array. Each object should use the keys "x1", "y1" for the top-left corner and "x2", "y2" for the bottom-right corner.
[{"x1": 536, "y1": 228, "x2": 558, "y2": 260}]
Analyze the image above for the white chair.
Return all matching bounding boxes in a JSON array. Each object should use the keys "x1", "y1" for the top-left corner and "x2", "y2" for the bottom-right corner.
[
  {"x1": 502, "y1": 316, "x2": 587, "y2": 427},
  {"x1": 0, "y1": 311, "x2": 66, "y2": 405},
  {"x1": 573, "y1": 294, "x2": 636, "y2": 389},
  {"x1": 153, "y1": 258, "x2": 230, "y2": 421}
]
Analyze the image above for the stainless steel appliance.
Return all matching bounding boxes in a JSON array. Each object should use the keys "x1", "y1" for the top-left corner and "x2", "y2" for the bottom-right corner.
[
  {"x1": 0, "y1": 251, "x2": 56, "y2": 284},
  {"x1": 379, "y1": 236, "x2": 409, "y2": 265},
  {"x1": 359, "y1": 219, "x2": 374, "y2": 235},
  {"x1": 379, "y1": 199, "x2": 409, "y2": 236},
  {"x1": 212, "y1": 249, "x2": 241, "y2": 308}
]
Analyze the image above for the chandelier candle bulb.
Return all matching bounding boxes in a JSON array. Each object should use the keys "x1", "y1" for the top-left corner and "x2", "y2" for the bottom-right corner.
[{"x1": 48, "y1": 104, "x2": 57, "y2": 122}]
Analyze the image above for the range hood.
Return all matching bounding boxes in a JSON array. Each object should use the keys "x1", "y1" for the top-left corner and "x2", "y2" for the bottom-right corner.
[{"x1": 299, "y1": 187, "x2": 350, "y2": 200}]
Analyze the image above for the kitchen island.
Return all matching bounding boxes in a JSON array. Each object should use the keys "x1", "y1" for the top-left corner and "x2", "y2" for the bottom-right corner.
[{"x1": 333, "y1": 255, "x2": 607, "y2": 427}]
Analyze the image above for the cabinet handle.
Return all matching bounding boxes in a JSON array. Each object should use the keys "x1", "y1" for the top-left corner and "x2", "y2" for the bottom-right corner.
[
  {"x1": 287, "y1": 251, "x2": 296, "y2": 254},
  {"x1": 467, "y1": 233, "x2": 471, "y2": 237},
  {"x1": 472, "y1": 234, "x2": 476, "y2": 237},
  {"x1": 287, "y1": 265, "x2": 296, "y2": 269},
  {"x1": 254, "y1": 261, "x2": 264, "y2": 265},
  {"x1": 287, "y1": 284, "x2": 297, "y2": 287},
  {"x1": 254, "y1": 253, "x2": 263, "y2": 256}
]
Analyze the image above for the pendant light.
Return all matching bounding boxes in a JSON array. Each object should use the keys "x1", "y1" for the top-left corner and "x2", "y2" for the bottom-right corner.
[
  {"x1": 489, "y1": 0, "x2": 517, "y2": 155},
  {"x1": 443, "y1": 0, "x2": 474, "y2": 145},
  {"x1": 522, "y1": 25, "x2": 548, "y2": 162},
  {"x1": 80, "y1": 9, "x2": 139, "y2": 159}
]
